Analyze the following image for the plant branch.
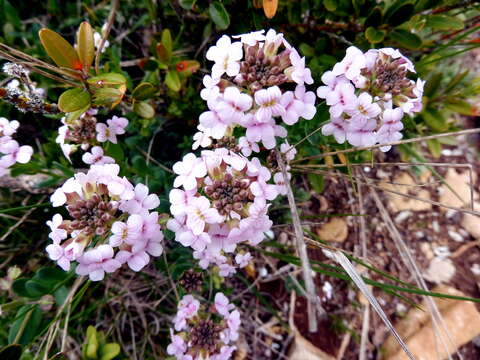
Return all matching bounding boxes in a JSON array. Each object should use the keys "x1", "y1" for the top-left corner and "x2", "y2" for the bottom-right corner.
[{"x1": 95, "y1": 0, "x2": 120, "y2": 74}]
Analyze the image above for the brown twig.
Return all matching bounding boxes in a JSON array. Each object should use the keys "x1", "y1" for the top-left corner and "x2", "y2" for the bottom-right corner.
[{"x1": 95, "y1": 0, "x2": 120, "y2": 74}]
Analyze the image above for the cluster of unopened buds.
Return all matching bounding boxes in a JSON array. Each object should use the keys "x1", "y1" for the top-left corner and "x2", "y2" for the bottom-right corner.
[
  {"x1": 194, "y1": 29, "x2": 316, "y2": 154},
  {"x1": 0, "y1": 117, "x2": 33, "y2": 176},
  {"x1": 167, "y1": 293, "x2": 240, "y2": 360},
  {"x1": 168, "y1": 148, "x2": 281, "y2": 277},
  {"x1": 46, "y1": 164, "x2": 163, "y2": 281},
  {"x1": 318, "y1": 46, "x2": 424, "y2": 151},
  {"x1": 56, "y1": 108, "x2": 127, "y2": 164}
]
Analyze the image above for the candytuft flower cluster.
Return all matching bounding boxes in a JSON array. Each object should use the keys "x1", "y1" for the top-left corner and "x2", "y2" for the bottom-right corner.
[
  {"x1": 0, "y1": 117, "x2": 33, "y2": 176},
  {"x1": 317, "y1": 47, "x2": 424, "y2": 151},
  {"x1": 46, "y1": 164, "x2": 163, "y2": 281},
  {"x1": 167, "y1": 293, "x2": 240, "y2": 360},
  {"x1": 167, "y1": 148, "x2": 278, "y2": 277},
  {"x1": 56, "y1": 109, "x2": 127, "y2": 163},
  {"x1": 195, "y1": 29, "x2": 316, "y2": 154}
]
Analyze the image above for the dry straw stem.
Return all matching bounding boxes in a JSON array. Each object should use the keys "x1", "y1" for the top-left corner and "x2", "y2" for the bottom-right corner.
[
  {"x1": 0, "y1": 43, "x2": 80, "y2": 87},
  {"x1": 276, "y1": 150, "x2": 323, "y2": 333},
  {"x1": 95, "y1": 0, "x2": 120, "y2": 74},
  {"x1": 293, "y1": 127, "x2": 480, "y2": 163},
  {"x1": 367, "y1": 175, "x2": 459, "y2": 360},
  {"x1": 295, "y1": 161, "x2": 475, "y2": 210},
  {"x1": 295, "y1": 167, "x2": 480, "y2": 217}
]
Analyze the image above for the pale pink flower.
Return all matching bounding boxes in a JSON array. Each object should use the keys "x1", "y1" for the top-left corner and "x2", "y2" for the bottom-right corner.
[
  {"x1": 254, "y1": 86, "x2": 285, "y2": 122},
  {"x1": 289, "y1": 49, "x2": 314, "y2": 85},
  {"x1": 192, "y1": 125, "x2": 213, "y2": 150},
  {"x1": 186, "y1": 196, "x2": 223, "y2": 235},
  {"x1": 119, "y1": 183, "x2": 160, "y2": 215},
  {"x1": 174, "y1": 295, "x2": 200, "y2": 331},
  {"x1": 46, "y1": 244, "x2": 71, "y2": 271},
  {"x1": 199, "y1": 99, "x2": 232, "y2": 140},
  {"x1": 206, "y1": 35, "x2": 243, "y2": 78},
  {"x1": 294, "y1": 85, "x2": 316, "y2": 120},
  {"x1": 232, "y1": 30, "x2": 266, "y2": 46},
  {"x1": 200, "y1": 75, "x2": 220, "y2": 101},
  {"x1": 82, "y1": 146, "x2": 115, "y2": 165},
  {"x1": 332, "y1": 46, "x2": 366, "y2": 80},
  {"x1": 322, "y1": 117, "x2": 348, "y2": 144},
  {"x1": 107, "y1": 115, "x2": 128, "y2": 135},
  {"x1": 346, "y1": 118, "x2": 377, "y2": 147},
  {"x1": 235, "y1": 252, "x2": 252, "y2": 268},
  {"x1": 76, "y1": 244, "x2": 122, "y2": 281},
  {"x1": 344, "y1": 92, "x2": 381, "y2": 121},
  {"x1": 172, "y1": 153, "x2": 207, "y2": 190},
  {"x1": 238, "y1": 136, "x2": 260, "y2": 157},
  {"x1": 167, "y1": 332, "x2": 187, "y2": 357},
  {"x1": 241, "y1": 115, "x2": 277, "y2": 149},
  {"x1": 0, "y1": 118, "x2": 19, "y2": 136},
  {"x1": 280, "y1": 91, "x2": 304, "y2": 125},
  {"x1": 46, "y1": 214, "x2": 67, "y2": 244},
  {"x1": 215, "y1": 292, "x2": 235, "y2": 316},
  {"x1": 326, "y1": 82, "x2": 356, "y2": 118},
  {"x1": 217, "y1": 87, "x2": 252, "y2": 123}
]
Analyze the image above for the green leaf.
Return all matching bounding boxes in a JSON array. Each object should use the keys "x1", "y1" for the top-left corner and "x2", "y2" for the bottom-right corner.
[
  {"x1": 0, "y1": 344, "x2": 22, "y2": 360},
  {"x1": 161, "y1": 29, "x2": 173, "y2": 60},
  {"x1": 99, "y1": 343, "x2": 120, "y2": 360},
  {"x1": 423, "y1": 72, "x2": 442, "y2": 98},
  {"x1": 37, "y1": 267, "x2": 68, "y2": 283},
  {"x1": 87, "y1": 73, "x2": 127, "y2": 87},
  {"x1": 58, "y1": 88, "x2": 91, "y2": 113},
  {"x1": 422, "y1": 107, "x2": 448, "y2": 132},
  {"x1": 77, "y1": 21, "x2": 95, "y2": 71},
  {"x1": 133, "y1": 101, "x2": 155, "y2": 118},
  {"x1": 132, "y1": 82, "x2": 156, "y2": 100},
  {"x1": 389, "y1": 29, "x2": 422, "y2": 49},
  {"x1": 54, "y1": 286, "x2": 69, "y2": 307},
  {"x1": 209, "y1": 1, "x2": 230, "y2": 30},
  {"x1": 179, "y1": 0, "x2": 196, "y2": 10},
  {"x1": 12, "y1": 278, "x2": 30, "y2": 298},
  {"x1": 365, "y1": 27, "x2": 386, "y2": 44},
  {"x1": 364, "y1": 7, "x2": 383, "y2": 28},
  {"x1": 105, "y1": 142, "x2": 125, "y2": 163},
  {"x1": 426, "y1": 15, "x2": 464, "y2": 31},
  {"x1": 25, "y1": 280, "x2": 50, "y2": 298},
  {"x1": 384, "y1": 1, "x2": 415, "y2": 27},
  {"x1": 427, "y1": 139, "x2": 441, "y2": 158},
  {"x1": 84, "y1": 326, "x2": 99, "y2": 359},
  {"x1": 308, "y1": 173, "x2": 324, "y2": 193},
  {"x1": 444, "y1": 99, "x2": 474, "y2": 116},
  {"x1": 165, "y1": 70, "x2": 181, "y2": 92},
  {"x1": 323, "y1": 0, "x2": 337, "y2": 11},
  {"x1": 39, "y1": 28, "x2": 81, "y2": 70},
  {"x1": 8, "y1": 305, "x2": 43, "y2": 345}
]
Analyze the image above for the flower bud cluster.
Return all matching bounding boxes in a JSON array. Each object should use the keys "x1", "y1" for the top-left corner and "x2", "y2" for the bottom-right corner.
[
  {"x1": 194, "y1": 29, "x2": 316, "y2": 154},
  {"x1": 167, "y1": 148, "x2": 280, "y2": 277},
  {"x1": 56, "y1": 109, "x2": 127, "y2": 163},
  {"x1": 317, "y1": 46, "x2": 424, "y2": 151},
  {"x1": 0, "y1": 117, "x2": 33, "y2": 176},
  {"x1": 46, "y1": 164, "x2": 163, "y2": 281},
  {"x1": 167, "y1": 293, "x2": 240, "y2": 360}
]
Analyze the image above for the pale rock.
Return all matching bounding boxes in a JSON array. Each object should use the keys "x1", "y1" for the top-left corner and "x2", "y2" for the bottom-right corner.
[
  {"x1": 438, "y1": 168, "x2": 476, "y2": 210},
  {"x1": 461, "y1": 205, "x2": 480, "y2": 239},
  {"x1": 385, "y1": 285, "x2": 480, "y2": 360},
  {"x1": 433, "y1": 245, "x2": 450, "y2": 259},
  {"x1": 288, "y1": 329, "x2": 336, "y2": 360},
  {"x1": 471, "y1": 263, "x2": 480, "y2": 276},
  {"x1": 420, "y1": 243, "x2": 434, "y2": 260},
  {"x1": 423, "y1": 258, "x2": 455, "y2": 284},
  {"x1": 395, "y1": 211, "x2": 412, "y2": 223},
  {"x1": 381, "y1": 172, "x2": 432, "y2": 212},
  {"x1": 316, "y1": 218, "x2": 348, "y2": 242},
  {"x1": 448, "y1": 230, "x2": 463, "y2": 242}
]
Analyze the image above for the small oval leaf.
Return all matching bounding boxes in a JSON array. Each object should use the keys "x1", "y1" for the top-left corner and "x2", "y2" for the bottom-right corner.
[
  {"x1": 132, "y1": 82, "x2": 156, "y2": 100},
  {"x1": 58, "y1": 88, "x2": 91, "y2": 113},
  {"x1": 77, "y1": 22, "x2": 95, "y2": 71},
  {"x1": 365, "y1": 27, "x2": 386, "y2": 44},
  {"x1": 165, "y1": 70, "x2": 181, "y2": 92},
  {"x1": 209, "y1": 1, "x2": 230, "y2": 30},
  {"x1": 133, "y1": 101, "x2": 155, "y2": 119},
  {"x1": 39, "y1": 28, "x2": 81, "y2": 70},
  {"x1": 389, "y1": 29, "x2": 422, "y2": 49}
]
